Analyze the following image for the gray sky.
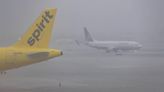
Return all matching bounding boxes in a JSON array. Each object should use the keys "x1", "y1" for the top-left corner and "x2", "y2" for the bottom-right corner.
[
  {"x1": 0, "y1": 0, "x2": 163, "y2": 49},
  {"x1": 1, "y1": 1, "x2": 164, "y2": 92}
]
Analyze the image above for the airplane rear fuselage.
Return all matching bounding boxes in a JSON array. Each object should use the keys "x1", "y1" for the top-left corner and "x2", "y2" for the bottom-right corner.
[{"x1": 0, "y1": 47, "x2": 62, "y2": 71}]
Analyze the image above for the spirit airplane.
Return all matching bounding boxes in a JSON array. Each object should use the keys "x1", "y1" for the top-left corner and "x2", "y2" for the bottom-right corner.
[{"x1": 0, "y1": 8, "x2": 63, "y2": 73}]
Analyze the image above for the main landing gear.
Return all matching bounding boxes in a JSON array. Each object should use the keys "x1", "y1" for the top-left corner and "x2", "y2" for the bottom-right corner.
[{"x1": 0, "y1": 71, "x2": 6, "y2": 75}]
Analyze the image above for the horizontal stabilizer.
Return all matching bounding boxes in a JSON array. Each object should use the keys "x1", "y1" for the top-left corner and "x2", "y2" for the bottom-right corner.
[{"x1": 27, "y1": 52, "x2": 49, "y2": 59}]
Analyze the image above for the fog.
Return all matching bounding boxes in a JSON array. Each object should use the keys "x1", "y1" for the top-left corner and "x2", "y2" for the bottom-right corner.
[{"x1": 0, "y1": 0, "x2": 164, "y2": 92}]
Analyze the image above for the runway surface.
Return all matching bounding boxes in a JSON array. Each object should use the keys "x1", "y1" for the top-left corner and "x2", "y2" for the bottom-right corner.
[{"x1": 0, "y1": 50, "x2": 164, "y2": 92}]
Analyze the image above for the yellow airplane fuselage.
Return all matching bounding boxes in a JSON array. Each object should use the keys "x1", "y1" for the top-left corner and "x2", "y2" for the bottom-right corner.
[{"x1": 0, "y1": 47, "x2": 62, "y2": 71}]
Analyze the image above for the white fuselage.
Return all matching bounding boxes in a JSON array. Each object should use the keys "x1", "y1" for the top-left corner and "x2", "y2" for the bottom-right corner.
[
  {"x1": 81, "y1": 27, "x2": 142, "y2": 54},
  {"x1": 85, "y1": 41, "x2": 142, "y2": 53}
]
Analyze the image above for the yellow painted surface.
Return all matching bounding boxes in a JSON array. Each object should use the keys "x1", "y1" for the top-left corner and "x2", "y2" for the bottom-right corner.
[{"x1": 0, "y1": 8, "x2": 62, "y2": 71}]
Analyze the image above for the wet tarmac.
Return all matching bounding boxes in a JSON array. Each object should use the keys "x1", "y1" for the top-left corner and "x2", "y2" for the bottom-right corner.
[{"x1": 0, "y1": 50, "x2": 164, "y2": 92}]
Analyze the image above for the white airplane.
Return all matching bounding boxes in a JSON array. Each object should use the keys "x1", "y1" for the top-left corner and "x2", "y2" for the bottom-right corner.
[{"x1": 76, "y1": 27, "x2": 142, "y2": 55}]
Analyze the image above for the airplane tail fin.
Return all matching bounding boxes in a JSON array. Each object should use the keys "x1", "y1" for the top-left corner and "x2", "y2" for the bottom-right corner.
[
  {"x1": 13, "y1": 8, "x2": 57, "y2": 48},
  {"x1": 84, "y1": 27, "x2": 94, "y2": 42}
]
